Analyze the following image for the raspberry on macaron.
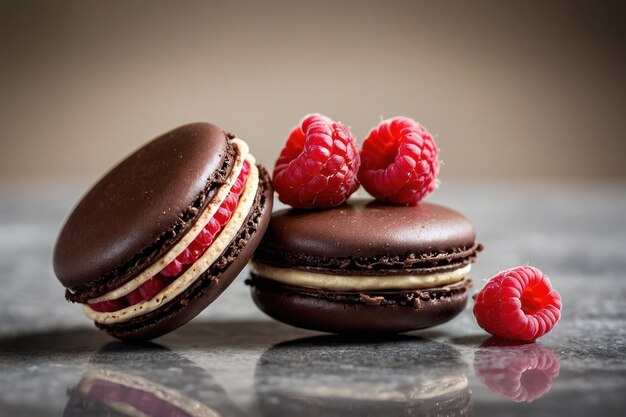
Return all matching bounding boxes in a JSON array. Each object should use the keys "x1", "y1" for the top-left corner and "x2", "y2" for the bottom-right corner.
[
  {"x1": 273, "y1": 113, "x2": 361, "y2": 208},
  {"x1": 358, "y1": 116, "x2": 439, "y2": 206},
  {"x1": 473, "y1": 266, "x2": 562, "y2": 341}
]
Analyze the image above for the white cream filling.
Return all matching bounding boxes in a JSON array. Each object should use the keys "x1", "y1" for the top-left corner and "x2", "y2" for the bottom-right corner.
[
  {"x1": 78, "y1": 367, "x2": 220, "y2": 417},
  {"x1": 84, "y1": 152, "x2": 259, "y2": 324},
  {"x1": 88, "y1": 138, "x2": 250, "y2": 304},
  {"x1": 250, "y1": 262, "x2": 471, "y2": 291}
]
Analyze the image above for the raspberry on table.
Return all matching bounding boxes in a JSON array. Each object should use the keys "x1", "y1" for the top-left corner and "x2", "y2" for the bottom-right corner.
[
  {"x1": 273, "y1": 113, "x2": 361, "y2": 208},
  {"x1": 358, "y1": 116, "x2": 439, "y2": 206},
  {"x1": 473, "y1": 266, "x2": 562, "y2": 341}
]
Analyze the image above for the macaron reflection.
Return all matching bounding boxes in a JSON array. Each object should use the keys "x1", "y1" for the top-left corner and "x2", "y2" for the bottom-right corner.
[
  {"x1": 254, "y1": 336, "x2": 472, "y2": 417},
  {"x1": 65, "y1": 343, "x2": 246, "y2": 417},
  {"x1": 474, "y1": 337, "x2": 561, "y2": 402}
]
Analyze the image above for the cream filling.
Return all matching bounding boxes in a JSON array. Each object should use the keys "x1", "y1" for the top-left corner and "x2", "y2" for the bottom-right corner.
[
  {"x1": 276, "y1": 375, "x2": 468, "y2": 402},
  {"x1": 84, "y1": 154, "x2": 259, "y2": 324},
  {"x1": 78, "y1": 367, "x2": 220, "y2": 417},
  {"x1": 88, "y1": 138, "x2": 250, "y2": 304},
  {"x1": 250, "y1": 262, "x2": 471, "y2": 291}
]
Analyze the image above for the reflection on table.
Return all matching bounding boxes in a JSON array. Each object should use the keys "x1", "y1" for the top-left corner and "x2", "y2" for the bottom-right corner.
[
  {"x1": 254, "y1": 335, "x2": 472, "y2": 417},
  {"x1": 474, "y1": 337, "x2": 560, "y2": 403},
  {"x1": 65, "y1": 342, "x2": 247, "y2": 417}
]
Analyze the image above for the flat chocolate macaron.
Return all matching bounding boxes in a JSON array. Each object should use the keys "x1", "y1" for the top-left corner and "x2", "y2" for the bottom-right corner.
[
  {"x1": 54, "y1": 123, "x2": 273, "y2": 340},
  {"x1": 248, "y1": 200, "x2": 480, "y2": 333}
]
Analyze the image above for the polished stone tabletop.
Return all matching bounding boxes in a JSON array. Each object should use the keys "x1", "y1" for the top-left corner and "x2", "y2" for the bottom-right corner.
[{"x1": 1, "y1": 181, "x2": 625, "y2": 416}]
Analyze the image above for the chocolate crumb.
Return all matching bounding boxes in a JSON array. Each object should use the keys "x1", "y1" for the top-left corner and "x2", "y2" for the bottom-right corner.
[{"x1": 359, "y1": 294, "x2": 384, "y2": 306}]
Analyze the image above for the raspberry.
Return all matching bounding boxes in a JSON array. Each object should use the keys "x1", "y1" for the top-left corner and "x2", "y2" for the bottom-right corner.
[
  {"x1": 474, "y1": 338, "x2": 560, "y2": 402},
  {"x1": 273, "y1": 113, "x2": 360, "y2": 208},
  {"x1": 358, "y1": 116, "x2": 439, "y2": 205},
  {"x1": 473, "y1": 266, "x2": 562, "y2": 341}
]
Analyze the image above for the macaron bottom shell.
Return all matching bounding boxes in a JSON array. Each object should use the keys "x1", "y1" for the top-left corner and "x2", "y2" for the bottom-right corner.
[{"x1": 248, "y1": 276, "x2": 471, "y2": 334}]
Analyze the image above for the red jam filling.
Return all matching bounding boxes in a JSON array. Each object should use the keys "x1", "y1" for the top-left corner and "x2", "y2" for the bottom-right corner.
[{"x1": 89, "y1": 161, "x2": 251, "y2": 313}]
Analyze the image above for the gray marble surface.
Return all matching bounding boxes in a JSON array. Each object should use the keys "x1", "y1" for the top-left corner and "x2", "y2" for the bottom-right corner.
[{"x1": 1, "y1": 180, "x2": 625, "y2": 416}]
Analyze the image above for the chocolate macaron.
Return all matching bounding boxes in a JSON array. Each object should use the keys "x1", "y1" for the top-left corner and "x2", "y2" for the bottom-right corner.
[
  {"x1": 54, "y1": 123, "x2": 272, "y2": 340},
  {"x1": 248, "y1": 200, "x2": 480, "y2": 333}
]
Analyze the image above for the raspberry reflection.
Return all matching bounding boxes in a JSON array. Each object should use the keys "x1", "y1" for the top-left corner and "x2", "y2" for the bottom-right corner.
[{"x1": 474, "y1": 337, "x2": 560, "y2": 402}]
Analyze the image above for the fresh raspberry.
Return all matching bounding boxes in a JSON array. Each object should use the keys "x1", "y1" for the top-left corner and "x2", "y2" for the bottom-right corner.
[
  {"x1": 273, "y1": 113, "x2": 360, "y2": 208},
  {"x1": 358, "y1": 116, "x2": 439, "y2": 206},
  {"x1": 473, "y1": 266, "x2": 562, "y2": 341},
  {"x1": 474, "y1": 338, "x2": 560, "y2": 402}
]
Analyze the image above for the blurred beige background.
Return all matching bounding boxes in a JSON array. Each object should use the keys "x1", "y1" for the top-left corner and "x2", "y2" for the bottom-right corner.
[{"x1": 1, "y1": 0, "x2": 625, "y2": 184}]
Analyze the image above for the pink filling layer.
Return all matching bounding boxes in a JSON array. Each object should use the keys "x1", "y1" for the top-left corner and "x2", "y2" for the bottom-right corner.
[{"x1": 89, "y1": 161, "x2": 251, "y2": 313}]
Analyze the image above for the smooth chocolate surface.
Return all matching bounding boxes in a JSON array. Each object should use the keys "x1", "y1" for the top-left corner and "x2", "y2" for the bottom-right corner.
[
  {"x1": 54, "y1": 123, "x2": 231, "y2": 293},
  {"x1": 99, "y1": 167, "x2": 273, "y2": 341},
  {"x1": 249, "y1": 276, "x2": 470, "y2": 334},
  {"x1": 254, "y1": 200, "x2": 478, "y2": 273}
]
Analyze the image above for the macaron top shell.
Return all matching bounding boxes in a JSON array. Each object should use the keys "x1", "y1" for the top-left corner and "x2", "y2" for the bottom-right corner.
[
  {"x1": 54, "y1": 122, "x2": 230, "y2": 290},
  {"x1": 259, "y1": 200, "x2": 476, "y2": 259}
]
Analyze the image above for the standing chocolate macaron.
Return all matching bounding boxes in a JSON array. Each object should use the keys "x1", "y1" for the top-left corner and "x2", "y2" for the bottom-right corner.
[
  {"x1": 54, "y1": 123, "x2": 273, "y2": 340},
  {"x1": 248, "y1": 200, "x2": 480, "y2": 333}
]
